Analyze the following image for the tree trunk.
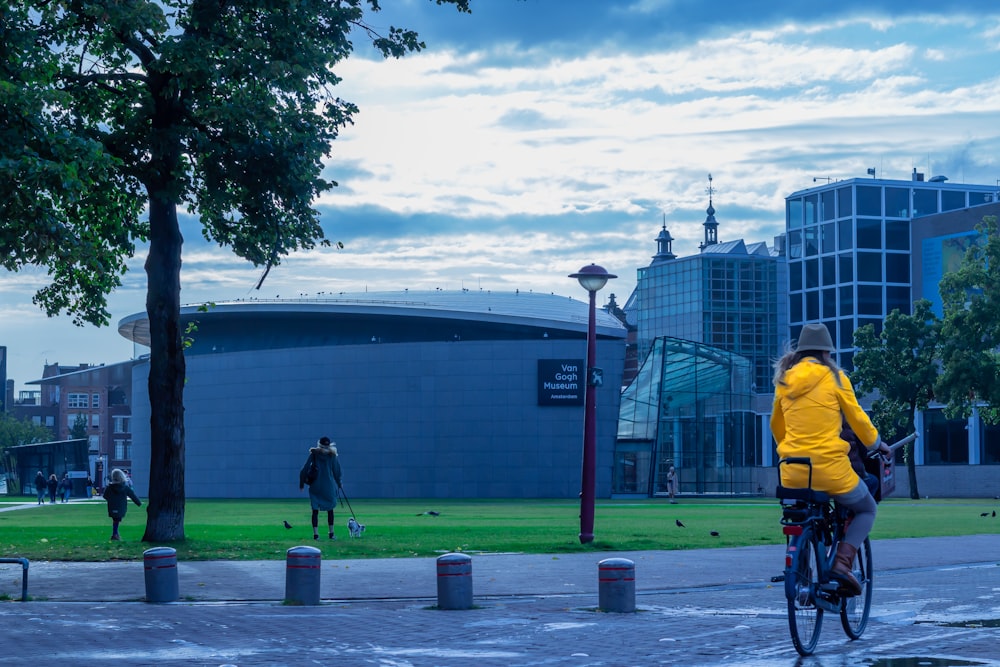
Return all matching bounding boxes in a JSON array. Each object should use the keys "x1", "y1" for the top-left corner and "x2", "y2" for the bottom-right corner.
[
  {"x1": 142, "y1": 192, "x2": 186, "y2": 542},
  {"x1": 906, "y1": 407, "x2": 920, "y2": 500}
]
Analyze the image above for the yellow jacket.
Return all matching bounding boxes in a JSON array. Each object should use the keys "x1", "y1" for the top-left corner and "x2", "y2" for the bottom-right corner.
[{"x1": 771, "y1": 358, "x2": 879, "y2": 495}]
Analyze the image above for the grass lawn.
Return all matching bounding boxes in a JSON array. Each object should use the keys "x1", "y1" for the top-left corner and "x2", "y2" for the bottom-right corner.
[{"x1": 0, "y1": 497, "x2": 997, "y2": 562}]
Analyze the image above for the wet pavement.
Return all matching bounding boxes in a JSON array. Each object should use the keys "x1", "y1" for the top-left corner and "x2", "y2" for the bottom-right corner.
[{"x1": 1, "y1": 502, "x2": 999, "y2": 666}]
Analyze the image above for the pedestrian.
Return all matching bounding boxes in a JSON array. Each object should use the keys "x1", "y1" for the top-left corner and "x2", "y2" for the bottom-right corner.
[
  {"x1": 34, "y1": 471, "x2": 46, "y2": 505},
  {"x1": 46, "y1": 473, "x2": 58, "y2": 504},
  {"x1": 102, "y1": 468, "x2": 142, "y2": 541},
  {"x1": 299, "y1": 436, "x2": 343, "y2": 540},
  {"x1": 85, "y1": 475, "x2": 95, "y2": 498},
  {"x1": 666, "y1": 464, "x2": 679, "y2": 504},
  {"x1": 59, "y1": 472, "x2": 73, "y2": 502},
  {"x1": 771, "y1": 323, "x2": 891, "y2": 596}
]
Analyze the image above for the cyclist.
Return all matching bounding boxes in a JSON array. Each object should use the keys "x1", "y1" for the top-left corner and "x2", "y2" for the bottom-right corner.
[{"x1": 771, "y1": 323, "x2": 891, "y2": 595}]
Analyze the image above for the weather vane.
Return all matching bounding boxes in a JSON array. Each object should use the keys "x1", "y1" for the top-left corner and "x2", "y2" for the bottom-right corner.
[{"x1": 706, "y1": 173, "x2": 716, "y2": 203}]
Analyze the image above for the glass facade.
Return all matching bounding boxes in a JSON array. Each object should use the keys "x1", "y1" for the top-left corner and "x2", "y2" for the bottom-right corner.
[
  {"x1": 785, "y1": 178, "x2": 997, "y2": 370},
  {"x1": 614, "y1": 337, "x2": 754, "y2": 495}
]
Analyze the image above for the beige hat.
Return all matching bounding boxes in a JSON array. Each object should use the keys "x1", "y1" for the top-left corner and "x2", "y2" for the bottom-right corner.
[{"x1": 797, "y1": 323, "x2": 835, "y2": 352}]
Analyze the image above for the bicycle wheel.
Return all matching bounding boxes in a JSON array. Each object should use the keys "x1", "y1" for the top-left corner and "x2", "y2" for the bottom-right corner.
[
  {"x1": 786, "y1": 530, "x2": 824, "y2": 655},
  {"x1": 840, "y1": 537, "x2": 873, "y2": 639}
]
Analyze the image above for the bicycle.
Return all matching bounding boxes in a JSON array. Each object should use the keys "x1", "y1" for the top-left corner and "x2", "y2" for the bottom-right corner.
[{"x1": 775, "y1": 434, "x2": 915, "y2": 656}]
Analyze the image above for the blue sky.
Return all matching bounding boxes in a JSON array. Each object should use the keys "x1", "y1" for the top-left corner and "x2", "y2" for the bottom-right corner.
[{"x1": 4, "y1": 0, "x2": 1000, "y2": 392}]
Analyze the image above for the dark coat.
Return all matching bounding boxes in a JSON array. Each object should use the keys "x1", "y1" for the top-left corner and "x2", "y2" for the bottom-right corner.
[
  {"x1": 301, "y1": 445, "x2": 342, "y2": 511},
  {"x1": 34, "y1": 473, "x2": 46, "y2": 492},
  {"x1": 46, "y1": 476, "x2": 58, "y2": 494},
  {"x1": 103, "y1": 482, "x2": 142, "y2": 520}
]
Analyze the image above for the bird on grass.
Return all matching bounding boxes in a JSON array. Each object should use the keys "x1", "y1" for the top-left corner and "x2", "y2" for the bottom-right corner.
[
  {"x1": 981, "y1": 512, "x2": 990, "y2": 517},
  {"x1": 994, "y1": 510, "x2": 997, "y2": 518},
  {"x1": 710, "y1": 531, "x2": 720, "y2": 537},
  {"x1": 675, "y1": 519, "x2": 685, "y2": 528},
  {"x1": 283, "y1": 520, "x2": 293, "y2": 529},
  {"x1": 417, "y1": 511, "x2": 440, "y2": 516}
]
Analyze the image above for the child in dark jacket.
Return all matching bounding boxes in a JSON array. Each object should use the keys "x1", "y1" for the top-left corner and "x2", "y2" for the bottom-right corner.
[{"x1": 102, "y1": 468, "x2": 142, "y2": 541}]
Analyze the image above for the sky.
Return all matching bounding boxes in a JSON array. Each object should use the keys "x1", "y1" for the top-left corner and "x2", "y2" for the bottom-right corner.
[{"x1": 4, "y1": 0, "x2": 1000, "y2": 394}]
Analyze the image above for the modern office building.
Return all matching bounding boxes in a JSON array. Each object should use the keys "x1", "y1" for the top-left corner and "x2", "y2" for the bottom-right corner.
[
  {"x1": 616, "y1": 185, "x2": 786, "y2": 496},
  {"x1": 784, "y1": 170, "x2": 998, "y2": 370},
  {"x1": 117, "y1": 291, "x2": 627, "y2": 499}
]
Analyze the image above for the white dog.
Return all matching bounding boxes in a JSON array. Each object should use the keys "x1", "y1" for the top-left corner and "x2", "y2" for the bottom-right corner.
[{"x1": 348, "y1": 517, "x2": 365, "y2": 538}]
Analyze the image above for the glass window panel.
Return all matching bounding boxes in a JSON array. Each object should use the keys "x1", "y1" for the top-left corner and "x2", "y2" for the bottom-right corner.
[
  {"x1": 839, "y1": 285, "x2": 854, "y2": 315},
  {"x1": 859, "y1": 317, "x2": 883, "y2": 335},
  {"x1": 923, "y1": 410, "x2": 969, "y2": 464},
  {"x1": 837, "y1": 187, "x2": 853, "y2": 218},
  {"x1": 838, "y1": 253, "x2": 854, "y2": 284},
  {"x1": 885, "y1": 187, "x2": 910, "y2": 217},
  {"x1": 790, "y1": 292, "x2": 803, "y2": 322},
  {"x1": 821, "y1": 190, "x2": 836, "y2": 221},
  {"x1": 942, "y1": 190, "x2": 965, "y2": 211},
  {"x1": 838, "y1": 220, "x2": 853, "y2": 250},
  {"x1": 788, "y1": 230, "x2": 802, "y2": 259},
  {"x1": 886, "y1": 285, "x2": 911, "y2": 315},
  {"x1": 858, "y1": 285, "x2": 883, "y2": 315},
  {"x1": 970, "y1": 191, "x2": 995, "y2": 207},
  {"x1": 839, "y1": 318, "x2": 855, "y2": 348},
  {"x1": 857, "y1": 252, "x2": 882, "y2": 282},
  {"x1": 912, "y1": 189, "x2": 937, "y2": 217},
  {"x1": 821, "y1": 222, "x2": 835, "y2": 253},
  {"x1": 805, "y1": 258, "x2": 819, "y2": 289},
  {"x1": 857, "y1": 218, "x2": 882, "y2": 249},
  {"x1": 822, "y1": 288, "x2": 837, "y2": 318},
  {"x1": 981, "y1": 420, "x2": 1000, "y2": 464},
  {"x1": 789, "y1": 260, "x2": 802, "y2": 291},
  {"x1": 805, "y1": 194, "x2": 818, "y2": 225},
  {"x1": 806, "y1": 290, "x2": 819, "y2": 320},
  {"x1": 839, "y1": 350, "x2": 854, "y2": 372},
  {"x1": 885, "y1": 253, "x2": 910, "y2": 283},
  {"x1": 885, "y1": 220, "x2": 910, "y2": 250},
  {"x1": 822, "y1": 256, "x2": 836, "y2": 285},
  {"x1": 804, "y1": 226, "x2": 818, "y2": 256},
  {"x1": 823, "y1": 320, "x2": 838, "y2": 349},
  {"x1": 787, "y1": 198, "x2": 803, "y2": 229},
  {"x1": 856, "y1": 185, "x2": 882, "y2": 216}
]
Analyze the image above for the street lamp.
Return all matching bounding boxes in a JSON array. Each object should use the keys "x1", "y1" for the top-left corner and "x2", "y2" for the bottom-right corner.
[{"x1": 569, "y1": 263, "x2": 616, "y2": 544}]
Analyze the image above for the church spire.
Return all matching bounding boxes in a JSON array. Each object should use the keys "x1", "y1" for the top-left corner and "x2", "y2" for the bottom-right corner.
[
  {"x1": 652, "y1": 213, "x2": 676, "y2": 263},
  {"x1": 700, "y1": 173, "x2": 718, "y2": 250}
]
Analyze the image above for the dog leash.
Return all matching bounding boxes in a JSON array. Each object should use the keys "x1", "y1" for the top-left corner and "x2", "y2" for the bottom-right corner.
[{"x1": 338, "y1": 486, "x2": 358, "y2": 521}]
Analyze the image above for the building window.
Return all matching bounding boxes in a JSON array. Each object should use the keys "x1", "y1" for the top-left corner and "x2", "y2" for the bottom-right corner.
[
  {"x1": 857, "y1": 285, "x2": 882, "y2": 315},
  {"x1": 92, "y1": 393, "x2": 100, "y2": 409},
  {"x1": 885, "y1": 254, "x2": 910, "y2": 284},
  {"x1": 912, "y1": 189, "x2": 937, "y2": 217},
  {"x1": 941, "y1": 190, "x2": 965, "y2": 212},
  {"x1": 91, "y1": 414, "x2": 100, "y2": 428},
  {"x1": 113, "y1": 416, "x2": 131, "y2": 433},
  {"x1": 856, "y1": 252, "x2": 883, "y2": 282},
  {"x1": 45, "y1": 415, "x2": 55, "y2": 427},
  {"x1": 837, "y1": 187, "x2": 853, "y2": 218},
  {"x1": 114, "y1": 439, "x2": 132, "y2": 460},
  {"x1": 885, "y1": 220, "x2": 910, "y2": 251},
  {"x1": 820, "y1": 190, "x2": 836, "y2": 222},
  {"x1": 68, "y1": 393, "x2": 88, "y2": 408},
  {"x1": 885, "y1": 187, "x2": 910, "y2": 218},
  {"x1": 856, "y1": 218, "x2": 882, "y2": 249},
  {"x1": 923, "y1": 410, "x2": 969, "y2": 464},
  {"x1": 981, "y1": 420, "x2": 1000, "y2": 464}
]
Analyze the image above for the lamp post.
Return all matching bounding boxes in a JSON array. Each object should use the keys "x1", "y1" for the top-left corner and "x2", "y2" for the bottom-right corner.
[{"x1": 569, "y1": 263, "x2": 616, "y2": 544}]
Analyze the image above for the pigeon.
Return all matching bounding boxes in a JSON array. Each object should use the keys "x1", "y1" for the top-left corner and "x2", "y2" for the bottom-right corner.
[
  {"x1": 283, "y1": 520, "x2": 293, "y2": 529},
  {"x1": 675, "y1": 519, "x2": 685, "y2": 528},
  {"x1": 994, "y1": 510, "x2": 997, "y2": 518},
  {"x1": 710, "y1": 531, "x2": 720, "y2": 537},
  {"x1": 981, "y1": 512, "x2": 990, "y2": 517},
  {"x1": 417, "y1": 511, "x2": 440, "y2": 516}
]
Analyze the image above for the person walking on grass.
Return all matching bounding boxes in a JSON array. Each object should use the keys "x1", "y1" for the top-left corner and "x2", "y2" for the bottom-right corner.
[
  {"x1": 299, "y1": 436, "x2": 343, "y2": 540},
  {"x1": 59, "y1": 473, "x2": 73, "y2": 502},
  {"x1": 34, "y1": 471, "x2": 46, "y2": 505},
  {"x1": 102, "y1": 468, "x2": 142, "y2": 541},
  {"x1": 46, "y1": 473, "x2": 58, "y2": 504}
]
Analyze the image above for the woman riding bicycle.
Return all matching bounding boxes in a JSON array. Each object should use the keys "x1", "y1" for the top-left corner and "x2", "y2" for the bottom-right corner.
[{"x1": 771, "y1": 323, "x2": 891, "y2": 595}]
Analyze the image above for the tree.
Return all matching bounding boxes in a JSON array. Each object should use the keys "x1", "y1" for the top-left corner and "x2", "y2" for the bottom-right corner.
[
  {"x1": 1, "y1": 0, "x2": 471, "y2": 540},
  {"x1": 936, "y1": 216, "x2": 1000, "y2": 424},
  {"x1": 851, "y1": 300, "x2": 939, "y2": 499}
]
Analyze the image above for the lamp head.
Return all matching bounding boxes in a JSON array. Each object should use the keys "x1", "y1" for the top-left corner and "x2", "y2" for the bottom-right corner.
[{"x1": 569, "y1": 264, "x2": 617, "y2": 293}]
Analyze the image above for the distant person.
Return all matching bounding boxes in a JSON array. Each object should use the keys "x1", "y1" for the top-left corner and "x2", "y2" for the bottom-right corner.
[
  {"x1": 34, "y1": 471, "x2": 46, "y2": 505},
  {"x1": 46, "y1": 473, "x2": 58, "y2": 504},
  {"x1": 59, "y1": 473, "x2": 73, "y2": 503},
  {"x1": 666, "y1": 464, "x2": 679, "y2": 504},
  {"x1": 85, "y1": 475, "x2": 95, "y2": 498},
  {"x1": 299, "y1": 436, "x2": 343, "y2": 540},
  {"x1": 102, "y1": 468, "x2": 142, "y2": 541}
]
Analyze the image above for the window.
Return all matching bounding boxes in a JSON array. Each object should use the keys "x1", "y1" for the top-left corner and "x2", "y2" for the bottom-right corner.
[
  {"x1": 858, "y1": 285, "x2": 882, "y2": 315},
  {"x1": 885, "y1": 187, "x2": 910, "y2": 218},
  {"x1": 45, "y1": 416, "x2": 54, "y2": 427},
  {"x1": 886, "y1": 286, "x2": 911, "y2": 315},
  {"x1": 787, "y1": 199, "x2": 803, "y2": 229},
  {"x1": 885, "y1": 254, "x2": 910, "y2": 284},
  {"x1": 981, "y1": 420, "x2": 1000, "y2": 464},
  {"x1": 805, "y1": 258, "x2": 819, "y2": 289},
  {"x1": 92, "y1": 393, "x2": 100, "y2": 409},
  {"x1": 114, "y1": 439, "x2": 132, "y2": 460},
  {"x1": 66, "y1": 413, "x2": 78, "y2": 429},
  {"x1": 68, "y1": 393, "x2": 88, "y2": 408},
  {"x1": 91, "y1": 414, "x2": 100, "y2": 428},
  {"x1": 806, "y1": 291, "x2": 819, "y2": 320},
  {"x1": 856, "y1": 186, "x2": 882, "y2": 216},
  {"x1": 885, "y1": 220, "x2": 909, "y2": 251},
  {"x1": 912, "y1": 189, "x2": 937, "y2": 217},
  {"x1": 805, "y1": 195, "x2": 818, "y2": 225},
  {"x1": 924, "y1": 410, "x2": 969, "y2": 464},
  {"x1": 857, "y1": 252, "x2": 882, "y2": 282},
  {"x1": 838, "y1": 253, "x2": 854, "y2": 285},
  {"x1": 820, "y1": 190, "x2": 835, "y2": 221},
  {"x1": 822, "y1": 288, "x2": 837, "y2": 318},
  {"x1": 821, "y1": 223, "x2": 836, "y2": 254},
  {"x1": 839, "y1": 285, "x2": 854, "y2": 316},
  {"x1": 941, "y1": 190, "x2": 965, "y2": 212},
  {"x1": 822, "y1": 256, "x2": 836, "y2": 286},
  {"x1": 113, "y1": 416, "x2": 131, "y2": 433},
  {"x1": 837, "y1": 187, "x2": 853, "y2": 218},
  {"x1": 856, "y1": 218, "x2": 882, "y2": 249}
]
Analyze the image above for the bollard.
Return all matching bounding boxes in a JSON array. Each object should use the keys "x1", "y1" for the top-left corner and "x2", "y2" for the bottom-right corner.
[
  {"x1": 143, "y1": 547, "x2": 179, "y2": 603},
  {"x1": 598, "y1": 557, "x2": 635, "y2": 613},
  {"x1": 285, "y1": 546, "x2": 322, "y2": 605},
  {"x1": 436, "y1": 552, "x2": 473, "y2": 610}
]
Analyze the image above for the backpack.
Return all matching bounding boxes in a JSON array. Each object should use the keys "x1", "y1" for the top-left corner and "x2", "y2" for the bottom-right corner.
[{"x1": 299, "y1": 452, "x2": 319, "y2": 487}]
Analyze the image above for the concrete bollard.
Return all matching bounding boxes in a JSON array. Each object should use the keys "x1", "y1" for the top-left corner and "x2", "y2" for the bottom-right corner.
[
  {"x1": 436, "y1": 552, "x2": 473, "y2": 610},
  {"x1": 143, "y1": 547, "x2": 179, "y2": 603},
  {"x1": 285, "y1": 546, "x2": 322, "y2": 605},
  {"x1": 598, "y1": 557, "x2": 636, "y2": 613}
]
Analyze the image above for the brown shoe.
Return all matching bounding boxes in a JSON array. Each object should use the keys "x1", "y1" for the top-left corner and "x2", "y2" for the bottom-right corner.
[{"x1": 831, "y1": 542, "x2": 861, "y2": 596}]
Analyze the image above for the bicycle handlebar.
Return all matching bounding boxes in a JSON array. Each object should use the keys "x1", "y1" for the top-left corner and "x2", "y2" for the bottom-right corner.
[{"x1": 867, "y1": 432, "x2": 917, "y2": 459}]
